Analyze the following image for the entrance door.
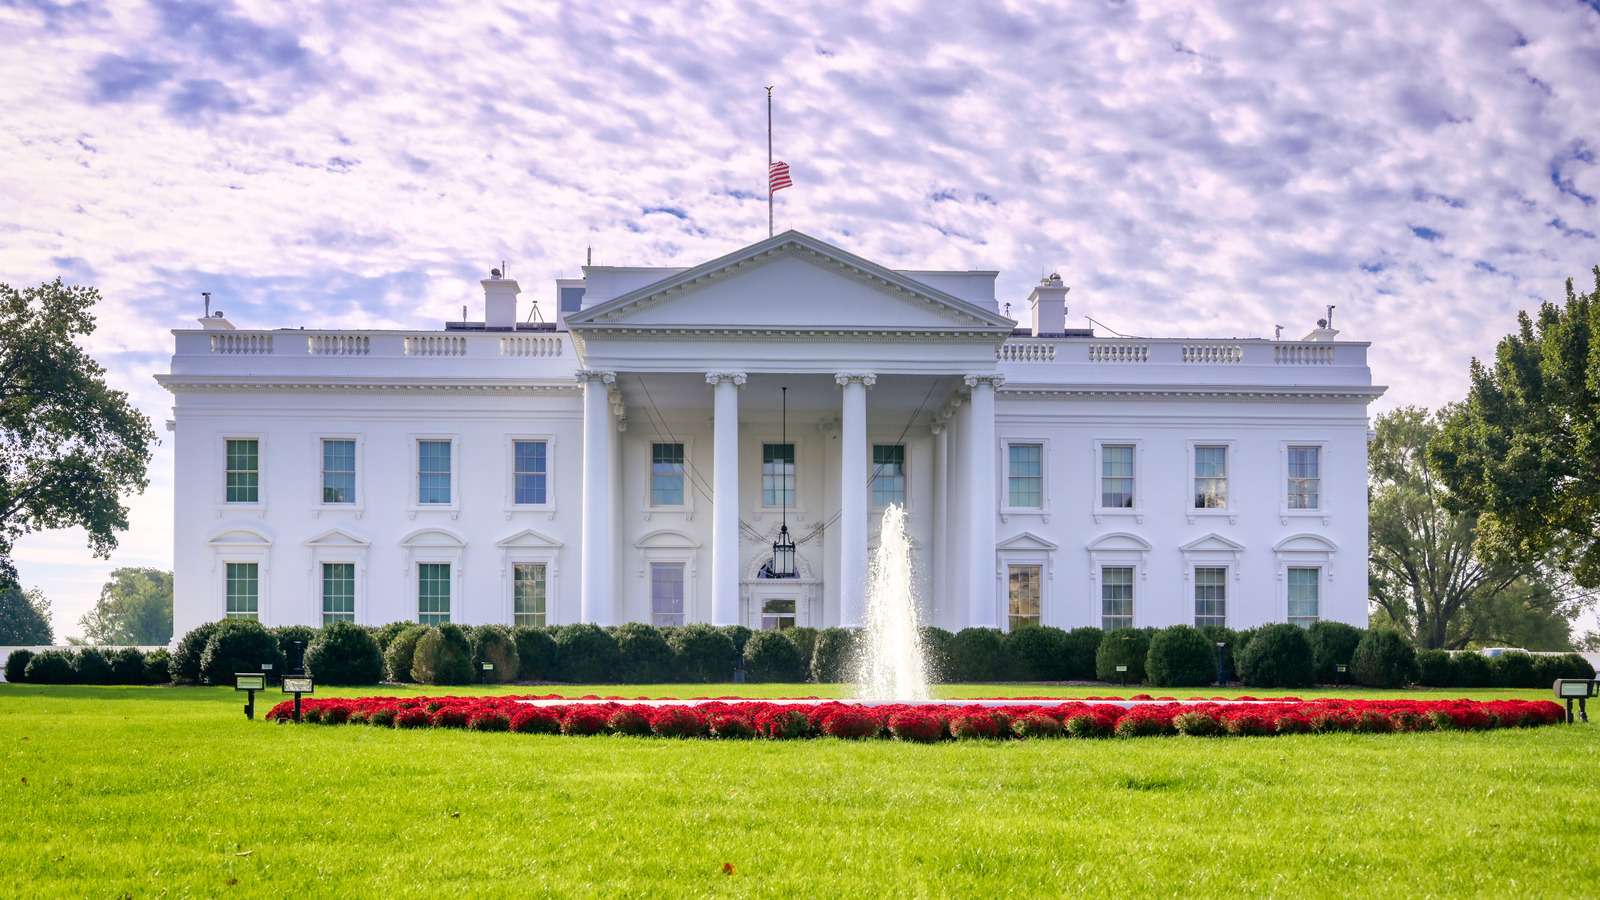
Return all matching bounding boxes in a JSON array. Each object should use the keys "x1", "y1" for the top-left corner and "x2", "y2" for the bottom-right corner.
[{"x1": 761, "y1": 597, "x2": 797, "y2": 630}]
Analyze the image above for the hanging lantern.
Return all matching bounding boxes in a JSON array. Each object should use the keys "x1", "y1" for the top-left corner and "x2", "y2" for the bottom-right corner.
[{"x1": 771, "y1": 523, "x2": 797, "y2": 579}]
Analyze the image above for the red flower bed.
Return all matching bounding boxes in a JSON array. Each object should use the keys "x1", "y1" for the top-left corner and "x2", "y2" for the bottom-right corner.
[{"x1": 264, "y1": 696, "x2": 1567, "y2": 745}]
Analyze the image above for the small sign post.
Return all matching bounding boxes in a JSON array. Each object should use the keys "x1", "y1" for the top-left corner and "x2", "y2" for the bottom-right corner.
[
  {"x1": 1116, "y1": 664, "x2": 1128, "y2": 688},
  {"x1": 480, "y1": 662, "x2": 494, "y2": 686},
  {"x1": 235, "y1": 673, "x2": 266, "y2": 720},
  {"x1": 282, "y1": 676, "x2": 314, "y2": 724},
  {"x1": 1552, "y1": 679, "x2": 1597, "y2": 724},
  {"x1": 260, "y1": 661, "x2": 275, "y2": 687},
  {"x1": 1334, "y1": 664, "x2": 1348, "y2": 687}
]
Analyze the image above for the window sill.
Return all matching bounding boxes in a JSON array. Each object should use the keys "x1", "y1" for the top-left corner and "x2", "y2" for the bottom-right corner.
[
  {"x1": 216, "y1": 504, "x2": 267, "y2": 519},
  {"x1": 999, "y1": 507, "x2": 1050, "y2": 524},
  {"x1": 1279, "y1": 510, "x2": 1331, "y2": 526},
  {"x1": 1185, "y1": 509, "x2": 1237, "y2": 526},
  {"x1": 1093, "y1": 508, "x2": 1144, "y2": 525},
  {"x1": 504, "y1": 504, "x2": 557, "y2": 521},
  {"x1": 407, "y1": 505, "x2": 460, "y2": 520},
  {"x1": 313, "y1": 504, "x2": 364, "y2": 519}
]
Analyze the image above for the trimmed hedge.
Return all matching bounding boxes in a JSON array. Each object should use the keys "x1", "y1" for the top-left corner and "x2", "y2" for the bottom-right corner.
[
  {"x1": 143, "y1": 648, "x2": 171, "y2": 683},
  {"x1": 1095, "y1": 628, "x2": 1152, "y2": 684},
  {"x1": 23, "y1": 650, "x2": 74, "y2": 684},
  {"x1": 1236, "y1": 624, "x2": 1314, "y2": 688},
  {"x1": 1350, "y1": 629, "x2": 1417, "y2": 688},
  {"x1": 384, "y1": 625, "x2": 428, "y2": 683},
  {"x1": 171, "y1": 621, "x2": 221, "y2": 684},
  {"x1": 1452, "y1": 651, "x2": 1492, "y2": 688},
  {"x1": 306, "y1": 621, "x2": 384, "y2": 686},
  {"x1": 669, "y1": 624, "x2": 735, "y2": 683},
  {"x1": 200, "y1": 619, "x2": 287, "y2": 687},
  {"x1": 1003, "y1": 626, "x2": 1069, "y2": 681},
  {"x1": 1490, "y1": 651, "x2": 1538, "y2": 688},
  {"x1": 919, "y1": 627, "x2": 953, "y2": 683},
  {"x1": 615, "y1": 622, "x2": 674, "y2": 683},
  {"x1": 411, "y1": 624, "x2": 475, "y2": 685},
  {"x1": 809, "y1": 628, "x2": 855, "y2": 684},
  {"x1": 109, "y1": 647, "x2": 147, "y2": 685},
  {"x1": 73, "y1": 647, "x2": 114, "y2": 685},
  {"x1": 1145, "y1": 625, "x2": 1217, "y2": 688},
  {"x1": 1416, "y1": 649, "x2": 1453, "y2": 687},
  {"x1": 1063, "y1": 627, "x2": 1104, "y2": 681},
  {"x1": 5, "y1": 649, "x2": 34, "y2": 682},
  {"x1": 1307, "y1": 621, "x2": 1365, "y2": 684},
  {"x1": 743, "y1": 630, "x2": 807, "y2": 683},
  {"x1": 512, "y1": 626, "x2": 556, "y2": 680},
  {"x1": 469, "y1": 625, "x2": 520, "y2": 685},
  {"x1": 947, "y1": 628, "x2": 1004, "y2": 682},
  {"x1": 1197, "y1": 625, "x2": 1238, "y2": 682}
]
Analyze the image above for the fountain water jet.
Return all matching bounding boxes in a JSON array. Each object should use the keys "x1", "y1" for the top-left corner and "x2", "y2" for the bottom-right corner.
[{"x1": 854, "y1": 504, "x2": 931, "y2": 701}]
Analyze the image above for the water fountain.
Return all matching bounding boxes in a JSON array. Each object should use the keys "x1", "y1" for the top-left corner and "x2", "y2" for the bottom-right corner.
[{"x1": 853, "y1": 504, "x2": 932, "y2": 701}]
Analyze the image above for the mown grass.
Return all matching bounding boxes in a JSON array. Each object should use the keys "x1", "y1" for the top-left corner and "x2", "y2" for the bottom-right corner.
[{"x1": 3, "y1": 683, "x2": 1597, "y2": 898}]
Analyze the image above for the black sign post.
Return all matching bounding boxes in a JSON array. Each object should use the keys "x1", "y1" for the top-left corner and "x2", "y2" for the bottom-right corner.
[
  {"x1": 1116, "y1": 665, "x2": 1128, "y2": 688},
  {"x1": 235, "y1": 673, "x2": 265, "y2": 720},
  {"x1": 1334, "y1": 664, "x2": 1348, "y2": 687},
  {"x1": 480, "y1": 662, "x2": 493, "y2": 686},
  {"x1": 282, "y1": 676, "x2": 314, "y2": 723},
  {"x1": 1553, "y1": 679, "x2": 1597, "y2": 724}
]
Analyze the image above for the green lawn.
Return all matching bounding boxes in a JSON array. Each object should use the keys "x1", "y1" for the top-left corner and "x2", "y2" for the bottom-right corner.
[{"x1": 4, "y1": 684, "x2": 1596, "y2": 898}]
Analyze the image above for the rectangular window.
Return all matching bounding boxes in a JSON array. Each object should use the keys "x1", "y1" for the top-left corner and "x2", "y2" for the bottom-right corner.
[
  {"x1": 322, "y1": 440, "x2": 355, "y2": 504},
  {"x1": 871, "y1": 444, "x2": 906, "y2": 507},
  {"x1": 761, "y1": 598, "x2": 796, "y2": 630},
  {"x1": 1101, "y1": 566, "x2": 1133, "y2": 631},
  {"x1": 1008, "y1": 565, "x2": 1042, "y2": 630},
  {"x1": 514, "y1": 440, "x2": 548, "y2": 505},
  {"x1": 513, "y1": 563, "x2": 546, "y2": 627},
  {"x1": 1288, "y1": 447, "x2": 1321, "y2": 510},
  {"x1": 1288, "y1": 567, "x2": 1319, "y2": 627},
  {"x1": 1008, "y1": 444, "x2": 1043, "y2": 508},
  {"x1": 1194, "y1": 446, "x2": 1228, "y2": 509},
  {"x1": 225, "y1": 562, "x2": 258, "y2": 619},
  {"x1": 418, "y1": 441, "x2": 452, "y2": 505},
  {"x1": 1194, "y1": 567, "x2": 1227, "y2": 628},
  {"x1": 651, "y1": 563, "x2": 684, "y2": 627},
  {"x1": 225, "y1": 439, "x2": 258, "y2": 503},
  {"x1": 321, "y1": 562, "x2": 355, "y2": 625},
  {"x1": 763, "y1": 443, "x2": 795, "y2": 507},
  {"x1": 1101, "y1": 444, "x2": 1135, "y2": 509},
  {"x1": 651, "y1": 443, "x2": 685, "y2": 506},
  {"x1": 418, "y1": 562, "x2": 450, "y2": 625}
]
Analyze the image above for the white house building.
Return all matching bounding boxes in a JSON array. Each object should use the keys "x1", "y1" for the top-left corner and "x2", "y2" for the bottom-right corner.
[{"x1": 158, "y1": 230, "x2": 1385, "y2": 639}]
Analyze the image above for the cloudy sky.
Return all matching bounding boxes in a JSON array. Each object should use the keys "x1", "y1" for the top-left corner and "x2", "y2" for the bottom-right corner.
[{"x1": 3, "y1": 0, "x2": 1599, "y2": 638}]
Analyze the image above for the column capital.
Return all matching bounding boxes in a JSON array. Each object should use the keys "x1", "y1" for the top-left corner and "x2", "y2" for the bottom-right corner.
[
  {"x1": 834, "y1": 372, "x2": 877, "y2": 388},
  {"x1": 576, "y1": 369, "x2": 616, "y2": 385},
  {"x1": 705, "y1": 372, "x2": 747, "y2": 387},
  {"x1": 963, "y1": 373, "x2": 1005, "y2": 389}
]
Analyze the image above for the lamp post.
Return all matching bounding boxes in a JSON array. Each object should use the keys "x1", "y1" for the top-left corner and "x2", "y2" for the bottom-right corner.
[
  {"x1": 770, "y1": 386, "x2": 797, "y2": 579},
  {"x1": 1215, "y1": 642, "x2": 1227, "y2": 686}
]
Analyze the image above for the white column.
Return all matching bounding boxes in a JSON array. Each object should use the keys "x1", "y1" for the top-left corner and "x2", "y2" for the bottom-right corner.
[
  {"x1": 931, "y1": 420, "x2": 949, "y2": 629},
  {"x1": 708, "y1": 372, "x2": 746, "y2": 626},
  {"x1": 964, "y1": 374, "x2": 1003, "y2": 628},
  {"x1": 578, "y1": 370, "x2": 616, "y2": 625},
  {"x1": 836, "y1": 372, "x2": 875, "y2": 627}
]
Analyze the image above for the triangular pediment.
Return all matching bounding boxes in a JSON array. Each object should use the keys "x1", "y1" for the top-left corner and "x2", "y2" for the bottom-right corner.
[
  {"x1": 1180, "y1": 533, "x2": 1245, "y2": 554},
  {"x1": 567, "y1": 231, "x2": 1014, "y2": 333},
  {"x1": 997, "y1": 531, "x2": 1059, "y2": 552},
  {"x1": 496, "y1": 528, "x2": 563, "y2": 549},
  {"x1": 303, "y1": 527, "x2": 370, "y2": 549}
]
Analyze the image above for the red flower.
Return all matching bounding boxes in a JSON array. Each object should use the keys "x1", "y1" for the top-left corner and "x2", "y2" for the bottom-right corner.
[{"x1": 887, "y1": 710, "x2": 943, "y2": 743}]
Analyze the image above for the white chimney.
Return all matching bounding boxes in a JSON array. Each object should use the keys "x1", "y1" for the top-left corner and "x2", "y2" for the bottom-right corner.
[
  {"x1": 482, "y1": 277, "x2": 520, "y2": 330},
  {"x1": 1025, "y1": 273, "x2": 1070, "y2": 337}
]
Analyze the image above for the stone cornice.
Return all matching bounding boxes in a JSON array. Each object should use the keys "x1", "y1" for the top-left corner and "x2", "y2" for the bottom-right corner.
[
  {"x1": 997, "y1": 384, "x2": 1388, "y2": 402},
  {"x1": 154, "y1": 375, "x2": 581, "y2": 395}
]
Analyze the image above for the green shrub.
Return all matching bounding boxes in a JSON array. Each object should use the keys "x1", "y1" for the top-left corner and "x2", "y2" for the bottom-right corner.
[
  {"x1": 143, "y1": 648, "x2": 171, "y2": 684},
  {"x1": 1307, "y1": 621, "x2": 1365, "y2": 683},
  {"x1": 808, "y1": 627, "x2": 855, "y2": 684},
  {"x1": 785, "y1": 627, "x2": 820, "y2": 676},
  {"x1": 666, "y1": 624, "x2": 736, "y2": 683},
  {"x1": 384, "y1": 625, "x2": 428, "y2": 683},
  {"x1": 469, "y1": 624, "x2": 520, "y2": 684},
  {"x1": 918, "y1": 626, "x2": 953, "y2": 683},
  {"x1": 305, "y1": 621, "x2": 385, "y2": 685},
  {"x1": 1490, "y1": 651, "x2": 1539, "y2": 688},
  {"x1": 1415, "y1": 649, "x2": 1454, "y2": 687},
  {"x1": 171, "y1": 621, "x2": 221, "y2": 684},
  {"x1": 5, "y1": 649, "x2": 34, "y2": 683},
  {"x1": 1063, "y1": 627, "x2": 1104, "y2": 680},
  {"x1": 109, "y1": 647, "x2": 147, "y2": 684},
  {"x1": 200, "y1": 619, "x2": 286, "y2": 687},
  {"x1": 410, "y1": 624, "x2": 475, "y2": 685},
  {"x1": 370, "y1": 622, "x2": 415, "y2": 654},
  {"x1": 1003, "y1": 626, "x2": 1069, "y2": 681},
  {"x1": 1235, "y1": 624, "x2": 1314, "y2": 688},
  {"x1": 1232, "y1": 627, "x2": 1259, "y2": 663},
  {"x1": 1094, "y1": 627, "x2": 1151, "y2": 684},
  {"x1": 271, "y1": 624, "x2": 319, "y2": 669},
  {"x1": 1451, "y1": 651, "x2": 1492, "y2": 688},
  {"x1": 1145, "y1": 625, "x2": 1218, "y2": 688},
  {"x1": 552, "y1": 623, "x2": 622, "y2": 683},
  {"x1": 1350, "y1": 629, "x2": 1417, "y2": 688},
  {"x1": 70, "y1": 648, "x2": 112, "y2": 685},
  {"x1": 720, "y1": 625, "x2": 753, "y2": 656},
  {"x1": 1555, "y1": 652, "x2": 1597, "y2": 680},
  {"x1": 614, "y1": 622, "x2": 673, "y2": 683},
  {"x1": 1531, "y1": 653, "x2": 1566, "y2": 689},
  {"x1": 947, "y1": 628, "x2": 1004, "y2": 681},
  {"x1": 511, "y1": 626, "x2": 556, "y2": 680},
  {"x1": 24, "y1": 650, "x2": 74, "y2": 684},
  {"x1": 743, "y1": 630, "x2": 807, "y2": 682},
  {"x1": 1197, "y1": 625, "x2": 1238, "y2": 681}
]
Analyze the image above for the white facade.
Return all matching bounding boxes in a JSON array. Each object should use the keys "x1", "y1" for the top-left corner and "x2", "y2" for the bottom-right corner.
[{"x1": 158, "y1": 231, "x2": 1384, "y2": 638}]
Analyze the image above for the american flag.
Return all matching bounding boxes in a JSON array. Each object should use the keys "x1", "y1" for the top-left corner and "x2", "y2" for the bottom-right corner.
[{"x1": 768, "y1": 160, "x2": 792, "y2": 194}]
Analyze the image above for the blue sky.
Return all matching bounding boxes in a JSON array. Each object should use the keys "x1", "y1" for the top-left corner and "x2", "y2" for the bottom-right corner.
[{"x1": 3, "y1": 0, "x2": 1599, "y2": 638}]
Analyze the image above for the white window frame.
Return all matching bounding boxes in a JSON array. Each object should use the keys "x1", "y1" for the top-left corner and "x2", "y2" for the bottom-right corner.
[
  {"x1": 504, "y1": 434, "x2": 558, "y2": 518},
  {"x1": 999, "y1": 437, "x2": 1051, "y2": 523},
  {"x1": 497, "y1": 528, "x2": 564, "y2": 626},
  {"x1": 408, "y1": 433, "x2": 460, "y2": 518},
  {"x1": 643, "y1": 437, "x2": 697, "y2": 519},
  {"x1": 1087, "y1": 532, "x2": 1150, "y2": 630},
  {"x1": 1098, "y1": 564, "x2": 1137, "y2": 632},
  {"x1": 1185, "y1": 439, "x2": 1238, "y2": 525},
  {"x1": 1279, "y1": 441, "x2": 1331, "y2": 525},
  {"x1": 207, "y1": 527, "x2": 272, "y2": 624},
  {"x1": 401, "y1": 527, "x2": 465, "y2": 624},
  {"x1": 869, "y1": 440, "x2": 909, "y2": 512},
  {"x1": 216, "y1": 432, "x2": 267, "y2": 516},
  {"x1": 1092, "y1": 438, "x2": 1144, "y2": 524},
  {"x1": 1285, "y1": 566, "x2": 1322, "y2": 627},
  {"x1": 995, "y1": 531, "x2": 1058, "y2": 630},
  {"x1": 312, "y1": 433, "x2": 363, "y2": 518},
  {"x1": 1273, "y1": 533, "x2": 1338, "y2": 625},
  {"x1": 635, "y1": 530, "x2": 700, "y2": 622},
  {"x1": 750, "y1": 434, "x2": 808, "y2": 518},
  {"x1": 1191, "y1": 565, "x2": 1229, "y2": 629},
  {"x1": 303, "y1": 528, "x2": 371, "y2": 625}
]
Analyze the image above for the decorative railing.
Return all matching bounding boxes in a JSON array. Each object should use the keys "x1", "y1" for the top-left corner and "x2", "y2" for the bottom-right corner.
[
  {"x1": 997, "y1": 342, "x2": 1056, "y2": 362},
  {"x1": 1274, "y1": 343, "x2": 1335, "y2": 365},
  {"x1": 210, "y1": 333, "x2": 273, "y2": 355},
  {"x1": 1182, "y1": 343, "x2": 1242, "y2": 363},
  {"x1": 1088, "y1": 343, "x2": 1149, "y2": 363},
  {"x1": 500, "y1": 336, "x2": 565, "y2": 358},
  {"x1": 307, "y1": 334, "x2": 370, "y2": 355},
  {"x1": 404, "y1": 336, "x2": 468, "y2": 357}
]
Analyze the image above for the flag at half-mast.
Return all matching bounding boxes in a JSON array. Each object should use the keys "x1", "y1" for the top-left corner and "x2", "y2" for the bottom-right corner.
[{"x1": 768, "y1": 160, "x2": 792, "y2": 194}]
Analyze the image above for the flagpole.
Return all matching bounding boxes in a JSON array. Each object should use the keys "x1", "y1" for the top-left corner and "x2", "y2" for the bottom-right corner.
[{"x1": 765, "y1": 85, "x2": 774, "y2": 238}]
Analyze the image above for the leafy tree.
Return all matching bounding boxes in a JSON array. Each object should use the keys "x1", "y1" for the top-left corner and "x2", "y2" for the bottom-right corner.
[
  {"x1": 78, "y1": 567, "x2": 172, "y2": 645},
  {"x1": 1370, "y1": 406, "x2": 1589, "y2": 650},
  {"x1": 1431, "y1": 267, "x2": 1600, "y2": 589},
  {"x1": 0, "y1": 584, "x2": 53, "y2": 644},
  {"x1": 0, "y1": 280, "x2": 156, "y2": 591}
]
